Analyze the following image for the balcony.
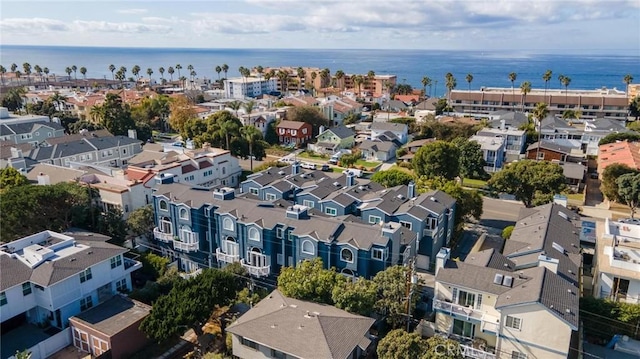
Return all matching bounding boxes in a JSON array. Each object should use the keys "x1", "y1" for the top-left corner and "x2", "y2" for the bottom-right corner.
[
  {"x1": 242, "y1": 262, "x2": 271, "y2": 277},
  {"x1": 433, "y1": 298, "x2": 484, "y2": 321},
  {"x1": 459, "y1": 343, "x2": 496, "y2": 359},
  {"x1": 422, "y1": 227, "x2": 438, "y2": 239},
  {"x1": 123, "y1": 257, "x2": 142, "y2": 272},
  {"x1": 174, "y1": 241, "x2": 198, "y2": 252},
  {"x1": 216, "y1": 248, "x2": 240, "y2": 264},
  {"x1": 606, "y1": 246, "x2": 640, "y2": 272},
  {"x1": 153, "y1": 227, "x2": 173, "y2": 242}
]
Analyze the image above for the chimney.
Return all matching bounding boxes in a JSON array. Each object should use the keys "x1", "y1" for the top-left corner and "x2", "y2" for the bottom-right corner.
[
  {"x1": 291, "y1": 162, "x2": 300, "y2": 175},
  {"x1": 537, "y1": 254, "x2": 559, "y2": 274},
  {"x1": 9, "y1": 147, "x2": 23, "y2": 159},
  {"x1": 37, "y1": 172, "x2": 51, "y2": 185},
  {"x1": 407, "y1": 181, "x2": 416, "y2": 198},
  {"x1": 185, "y1": 139, "x2": 195, "y2": 150},
  {"x1": 435, "y1": 248, "x2": 451, "y2": 275},
  {"x1": 128, "y1": 129, "x2": 138, "y2": 140},
  {"x1": 500, "y1": 119, "x2": 506, "y2": 131},
  {"x1": 319, "y1": 125, "x2": 326, "y2": 134},
  {"x1": 346, "y1": 171, "x2": 356, "y2": 187}
]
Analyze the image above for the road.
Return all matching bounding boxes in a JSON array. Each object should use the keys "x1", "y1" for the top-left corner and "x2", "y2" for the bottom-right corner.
[{"x1": 480, "y1": 197, "x2": 524, "y2": 229}]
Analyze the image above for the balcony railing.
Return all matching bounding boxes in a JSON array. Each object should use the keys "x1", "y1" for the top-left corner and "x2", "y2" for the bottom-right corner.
[
  {"x1": 460, "y1": 344, "x2": 496, "y2": 359},
  {"x1": 153, "y1": 228, "x2": 173, "y2": 242},
  {"x1": 433, "y1": 298, "x2": 484, "y2": 320},
  {"x1": 123, "y1": 257, "x2": 142, "y2": 271},
  {"x1": 481, "y1": 320, "x2": 499, "y2": 333},
  {"x1": 174, "y1": 241, "x2": 198, "y2": 252},
  {"x1": 242, "y1": 263, "x2": 271, "y2": 277},
  {"x1": 216, "y1": 248, "x2": 240, "y2": 264}
]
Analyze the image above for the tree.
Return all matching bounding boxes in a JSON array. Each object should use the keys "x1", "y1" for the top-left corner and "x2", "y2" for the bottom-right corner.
[
  {"x1": 373, "y1": 266, "x2": 417, "y2": 328},
  {"x1": 542, "y1": 69, "x2": 553, "y2": 100},
  {"x1": 532, "y1": 102, "x2": 549, "y2": 159},
  {"x1": 241, "y1": 125, "x2": 263, "y2": 171},
  {"x1": 285, "y1": 105, "x2": 329, "y2": 136},
  {"x1": 624, "y1": 74, "x2": 634, "y2": 96},
  {"x1": 371, "y1": 169, "x2": 415, "y2": 188},
  {"x1": 421, "y1": 76, "x2": 432, "y2": 97},
  {"x1": 339, "y1": 151, "x2": 361, "y2": 168},
  {"x1": 108, "y1": 64, "x2": 116, "y2": 80},
  {"x1": 559, "y1": 74, "x2": 571, "y2": 103},
  {"x1": 127, "y1": 205, "x2": 155, "y2": 238},
  {"x1": 97, "y1": 208, "x2": 127, "y2": 245},
  {"x1": 90, "y1": 93, "x2": 136, "y2": 136},
  {"x1": 175, "y1": 63, "x2": 182, "y2": 80},
  {"x1": 423, "y1": 336, "x2": 463, "y2": 359},
  {"x1": 0, "y1": 65, "x2": 6, "y2": 85},
  {"x1": 488, "y1": 160, "x2": 567, "y2": 207},
  {"x1": 601, "y1": 163, "x2": 640, "y2": 202},
  {"x1": 598, "y1": 132, "x2": 640, "y2": 146},
  {"x1": 415, "y1": 177, "x2": 483, "y2": 231},
  {"x1": 228, "y1": 100, "x2": 242, "y2": 118},
  {"x1": 0, "y1": 167, "x2": 28, "y2": 191},
  {"x1": 451, "y1": 137, "x2": 486, "y2": 181},
  {"x1": 22, "y1": 62, "x2": 32, "y2": 85},
  {"x1": 465, "y1": 73, "x2": 473, "y2": 91},
  {"x1": 1, "y1": 87, "x2": 26, "y2": 111},
  {"x1": 630, "y1": 96, "x2": 640, "y2": 121},
  {"x1": 332, "y1": 277, "x2": 378, "y2": 316},
  {"x1": 277, "y1": 258, "x2": 345, "y2": 305},
  {"x1": 79, "y1": 66, "x2": 87, "y2": 85},
  {"x1": 508, "y1": 72, "x2": 517, "y2": 110},
  {"x1": 168, "y1": 96, "x2": 196, "y2": 133},
  {"x1": 445, "y1": 72, "x2": 457, "y2": 105},
  {"x1": 140, "y1": 268, "x2": 242, "y2": 342},
  {"x1": 167, "y1": 66, "x2": 174, "y2": 82},
  {"x1": 502, "y1": 225, "x2": 515, "y2": 239},
  {"x1": 377, "y1": 329, "x2": 427, "y2": 359},
  {"x1": 146, "y1": 68, "x2": 154, "y2": 82},
  {"x1": 14, "y1": 350, "x2": 31, "y2": 359},
  {"x1": 412, "y1": 141, "x2": 460, "y2": 180},
  {"x1": 434, "y1": 98, "x2": 449, "y2": 116},
  {"x1": 617, "y1": 173, "x2": 640, "y2": 218},
  {"x1": 520, "y1": 81, "x2": 531, "y2": 111}
]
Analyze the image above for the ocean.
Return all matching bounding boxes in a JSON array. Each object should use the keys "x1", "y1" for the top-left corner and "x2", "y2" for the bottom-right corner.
[{"x1": 1, "y1": 45, "x2": 638, "y2": 97}]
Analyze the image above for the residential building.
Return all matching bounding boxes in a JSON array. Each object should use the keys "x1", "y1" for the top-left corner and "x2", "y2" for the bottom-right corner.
[
  {"x1": 540, "y1": 116, "x2": 627, "y2": 156},
  {"x1": 486, "y1": 111, "x2": 529, "y2": 130},
  {"x1": 227, "y1": 289, "x2": 375, "y2": 359},
  {"x1": 398, "y1": 138, "x2": 435, "y2": 163},
  {"x1": 597, "y1": 141, "x2": 640, "y2": 175},
  {"x1": 525, "y1": 139, "x2": 586, "y2": 163},
  {"x1": 0, "y1": 121, "x2": 65, "y2": 146},
  {"x1": 593, "y1": 218, "x2": 640, "y2": 304},
  {"x1": 0, "y1": 107, "x2": 51, "y2": 125},
  {"x1": 314, "y1": 126, "x2": 355, "y2": 154},
  {"x1": 320, "y1": 96, "x2": 364, "y2": 126},
  {"x1": 127, "y1": 142, "x2": 242, "y2": 189},
  {"x1": 557, "y1": 162, "x2": 587, "y2": 192},
  {"x1": 433, "y1": 203, "x2": 580, "y2": 359},
  {"x1": 370, "y1": 122, "x2": 408, "y2": 144},
  {"x1": 475, "y1": 127, "x2": 527, "y2": 162},
  {"x1": 359, "y1": 139, "x2": 398, "y2": 161},
  {"x1": 276, "y1": 120, "x2": 313, "y2": 146},
  {"x1": 450, "y1": 87, "x2": 629, "y2": 120},
  {"x1": 0, "y1": 231, "x2": 141, "y2": 358},
  {"x1": 224, "y1": 77, "x2": 278, "y2": 99},
  {"x1": 69, "y1": 295, "x2": 151, "y2": 359},
  {"x1": 469, "y1": 135, "x2": 505, "y2": 173}
]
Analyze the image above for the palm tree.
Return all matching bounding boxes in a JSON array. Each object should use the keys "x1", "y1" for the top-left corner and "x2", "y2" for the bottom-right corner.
[
  {"x1": 508, "y1": 72, "x2": 517, "y2": 110},
  {"x1": 115, "y1": 70, "x2": 125, "y2": 88},
  {"x1": 532, "y1": 102, "x2": 549, "y2": 161},
  {"x1": 147, "y1": 68, "x2": 154, "y2": 84},
  {"x1": 434, "y1": 80, "x2": 438, "y2": 97},
  {"x1": 49, "y1": 91, "x2": 67, "y2": 113},
  {"x1": 256, "y1": 65, "x2": 264, "y2": 81},
  {"x1": 159, "y1": 67, "x2": 165, "y2": 83},
  {"x1": 168, "y1": 66, "x2": 175, "y2": 82},
  {"x1": 119, "y1": 66, "x2": 127, "y2": 81},
  {"x1": 624, "y1": 74, "x2": 634, "y2": 96},
  {"x1": 445, "y1": 72, "x2": 457, "y2": 104},
  {"x1": 108, "y1": 64, "x2": 116, "y2": 80},
  {"x1": 465, "y1": 73, "x2": 473, "y2": 92},
  {"x1": 334, "y1": 70, "x2": 345, "y2": 90},
  {"x1": 215, "y1": 65, "x2": 222, "y2": 81},
  {"x1": 187, "y1": 65, "x2": 194, "y2": 81},
  {"x1": 367, "y1": 70, "x2": 375, "y2": 93},
  {"x1": 542, "y1": 69, "x2": 552, "y2": 102},
  {"x1": 520, "y1": 81, "x2": 531, "y2": 112},
  {"x1": 22, "y1": 63, "x2": 32, "y2": 85},
  {"x1": 222, "y1": 64, "x2": 229, "y2": 79},
  {"x1": 43, "y1": 67, "x2": 49, "y2": 83},
  {"x1": 0, "y1": 65, "x2": 5, "y2": 86},
  {"x1": 179, "y1": 76, "x2": 186, "y2": 89},
  {"x1": 80, "y1": 67, "x2": 87, "y2": 86},
  {"x1": 220, "y1": 119, "x2": 238, "y2": 150},
  {"x1": 10, "y1": 63, "x2": 17, "y2": 73},
  {"x1": 34, "y1": 65, "x2": 42, "y2": 83},
  {"x1": 229, "y1": 100, "x2": 242, "y2": 118},
  {"x1": 244, "y1": 100, "x2": 256, "y2": 126},
  {"x1": 132, "y1": 65, "x2": 141, "y2": 83},
  {"x1": 175, "y1": 64, "x2": 182, "y2": 80},
  {"x1": 277, "y1": 70, "x2": 290, "y2": 93},
  {"x1": 71, "y1": 65, "x2": 78, "y2": 87},
  {"x1": 560, "y1": 75, "x2": 571, "y2": 104},
  {"x1": 241, "y1": 125, "x2": 262, "y2": 171},
  {"x1": 310, "y1": 71, "x2": 318, "y2": 95},
  {"x1": 65, "y1": 67, "x2": 72, "y2": 85},
  {"x1": 421, "y1": 76, "x2": 431, "y2": 98},
  {"x1": 297, "y1": 67, "x2": 305, "y2": 91}
]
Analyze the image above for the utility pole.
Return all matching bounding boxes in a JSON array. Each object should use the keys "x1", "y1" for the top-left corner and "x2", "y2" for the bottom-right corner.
[{"x1": 405, "y1": 258, "x2": 417, "y2": 332}]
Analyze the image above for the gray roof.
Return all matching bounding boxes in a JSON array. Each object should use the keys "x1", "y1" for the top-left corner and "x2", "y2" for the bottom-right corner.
[
  {"x1": 0, "y1": 122, "x2": 64, "y2": 136},
  {"x1": 359, "y1": 140, "x2": 397, "y2": 153},
  {"x1": 487, "y1": 111, "x2": 529, "y2": 129},
  {"x1": 322, "y1": 126, "x2": 355, "y2": 139},
  {"x1": 28, "y1": 136, "x2": 141, "y2": 161},
  {"x1": 559, "y1": 162, "x2": 586, "y2": 180},
  {"x1": 70, "y1": 295, "x2": 151, "y2": 336},
  {"x1": 371, "y1": 122, "x2": 407, "y2": 133},
  {"x1": 44, "y1": 129, "x2": 114, "y2": 145},
  {"x1": 227, "y1": 290, "x2": 374, "y2": 359},
  {"x1": 26, "y1": 163, "x2": 86, "y2": 184},
  {"x1": 526, "y1": 140, "x2": 577, "y2": 155},
  {"x1": 394, "y1": 190, "x2": 455, "y2": 218}
]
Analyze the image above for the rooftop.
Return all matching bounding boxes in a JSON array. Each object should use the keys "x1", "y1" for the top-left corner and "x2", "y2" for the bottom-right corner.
[{"x1": 70, "y1": 295, "x2": 151, "y2": 336}]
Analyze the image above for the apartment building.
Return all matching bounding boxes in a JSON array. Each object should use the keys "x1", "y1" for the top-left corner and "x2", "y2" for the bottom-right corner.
[
  {"x1": 450, "y1": 87, "x2": 629, "y2": 120},
  {"x1": 0, "y1": 231, "x2": 141, "y2": 357},
  {"x1": 0, "y1": 121, "x2": 65, "y2": 145},
  {"x1": 593, "y1": 218, "x2": 640, "y2": 304},
  {"x1": 224, "y1": 77, "x2": 278, "y2": 99},
  {"x1": 433, "y1": 203, "x2": 581, "y2": 359},
  {"x1": 540, "y1": 116, "x2": 628, "y2": 156}
]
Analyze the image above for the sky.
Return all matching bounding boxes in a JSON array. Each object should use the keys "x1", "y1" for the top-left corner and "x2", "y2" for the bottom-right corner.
[{"x1": 1, "y1": 0, "x2": 640, "y2": 52}]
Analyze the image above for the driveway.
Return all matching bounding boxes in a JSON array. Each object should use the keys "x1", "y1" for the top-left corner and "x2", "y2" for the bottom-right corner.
[{"x1": 585, "y1": 176, "x2": 604, "y2": 207}]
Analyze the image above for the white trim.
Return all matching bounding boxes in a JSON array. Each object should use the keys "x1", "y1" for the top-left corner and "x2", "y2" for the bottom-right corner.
[
  {"x1": 248, "y1": 227, "x2": 261, "y2": 241},
  {"x1": 249, "y1": 187, "x2": 259, "y2": 195},
  {"x1": 372, "y1": 248, "x2": 386, "y2": 261},
  {"x1": 325, "y1": 207, "x2": 337, "y2": 216},
  {"x1": 505, "y1": 315, "x2": 522, "y2": 330},
  {"x1": 179, "y1": 207, "x2": 189, "y2": 220},
  {"x1": 266, "y1": 193, "x2": 277, "y2": 201},
  {"x1": 301, "y1": 239, "x2": 315, "y2": 255},
  {"x1": 223, "y1": 217, "x2": 234, "y2": 231},
  {"x1": 340, "y1": 248, "x2": 354, "y2": 263},
  {"x1": 400, "y1": 220, "x2": 412, "y2": 230},
  {"x1": 303, "y1": 200, "x2": 315, "y2": 208},
  {"x1": 276, "y1": 227, "x2": 284, "y2": 239},
  {"x1": 369, "y1": 215, "x2": 382, "y2": 224},
  {"x1": 159, "y1": 199, "x2": 168, "y2": 211}
]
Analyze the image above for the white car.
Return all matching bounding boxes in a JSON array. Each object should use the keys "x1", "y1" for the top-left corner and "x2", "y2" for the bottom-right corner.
[
  {"x1": 301, "y1": 162, "x2": 317, "y2": 170},
  {"x1": 279, "y1": 157, "x2": 295, "y2": 164}
]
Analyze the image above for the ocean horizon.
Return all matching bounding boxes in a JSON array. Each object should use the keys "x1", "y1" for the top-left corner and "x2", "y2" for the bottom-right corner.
[{"x1": 2, "y1": 45, "x2": 638, "y2": 97}]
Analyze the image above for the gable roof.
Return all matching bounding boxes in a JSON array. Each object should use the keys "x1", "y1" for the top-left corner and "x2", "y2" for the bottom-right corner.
[
  {"x1": 359, "y1": 139, "x2": 396, "y2": 153},
  {"x1": 371, "y1": 122, "x2": 407, "y2": 133},
  {"x1": 321, "y1": 126, "x2": 355, "y2": 139},
  {"x1": 227, "y1": 290, "x2": 374, "y2": 359},
  {"x1": 277, "y1": 120, "x2": 309, "y2": 130}
]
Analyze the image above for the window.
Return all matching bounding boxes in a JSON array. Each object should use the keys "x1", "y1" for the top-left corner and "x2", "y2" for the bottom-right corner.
[
  {"x1": 222, "y1": 167, "x2": 226, "y2": 175},
  {"x1": 0, "y1": 292, "x2": 6, "y2": 306},
  {"x1": 325, "y1": 207, "x2": 337, "y2": 216},
  {"x1": 341, "y1": 248, "x2": 354, "y2": 263},
  {"x1": 369, "y1": 215, "x2": 382, "y2": 224},
  {"x1": 116, "y1": 278, "x2": 127, "y2": 292},
  {"x1": 92, "y1": 336, "x2": 109, "y2": 356},
  {"x1": 505, "y1": 315, "x2": 522, "y2": 330},
  {"x1": 453, "y1": 319, "x2": 475, "y2": 338},
  {"x1": 271, "y1": 349, "x2": 286, "y2": 359},
  {"x1": 537, "y1": 152, "x2": 544, "y2": 160},
  {"x1": 266, "y1": 193, "x2": 277, "y2": 201},
  {"x1": 400, "y1": 221, "x2": 412, "y2": 230},
  {"x1": 73, "y1": 328, "x2": 90, "y2": 352},
  {"x1": 511, "y1": 351, "x2": 527, "y2": 359},
  {"x1": 372, "y1": 248, "x2": 385, "y2": 261},
  {"x1": 180, "y1": 208, "x2": 189, "y2": 220},
  {"x1": 22, "y1": 282, "x2": 32, "y2": 296},
  {"x1": 223, "y1": 217, "x2": 234, "y2": 231},
  {"x1": 276, "y1": 227, "x2": 284, "y2": 239},
  {"x1": 248, "y1": 227, "x2": 261, "y2": 241},
  {"x1": 80, "y1": 268, "x2": 92, "y2": 283},
  {"x1": 303, "y1": 200, "x2": 314, "y2": 208},
  {"x1": 241, "y1": 337, "x2": 258, "y2": 350},
  {"x1": 301, "y1": 240, "x2": 315, "y2": 255},
  {"x1": 80, "y1": 296, "x2": 93, "y2": 311},
  {"x1": 110, "y1": 255, "x2": 122, "y2": 269},
  {"x1": 159, "y1": 200, "x2": 168, "y2": 211},
  {"x1": 288, "y1": 232, "x2": 295, "y2": 241},
  {"x1": 249, "y1": 187, "x2": 259, "y2": 195}
]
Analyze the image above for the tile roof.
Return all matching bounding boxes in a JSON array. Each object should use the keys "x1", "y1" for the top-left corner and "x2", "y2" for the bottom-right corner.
[
  {"x1": 227, "y1": 290, "x2": 374, "y2": 359},
  {"x1": 598, "y1": 141, "x2": 640, "y2": 172}
]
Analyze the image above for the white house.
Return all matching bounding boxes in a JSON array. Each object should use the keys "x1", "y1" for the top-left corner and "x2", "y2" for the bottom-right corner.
[
  {"x1": 475, "y1": 126, "x2": 527, "y2": 162},
  {"x1": 224, "y1": 77, "x2": 278, "y2": 99},
  {"x1": 370, "y1": 122, "x2": 408, "y2": 144}
]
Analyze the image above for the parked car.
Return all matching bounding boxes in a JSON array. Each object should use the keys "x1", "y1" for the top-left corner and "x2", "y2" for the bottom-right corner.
[
  {"x1": 301, "y1": 162, "x2": 317, "y2": 170},
  {"x1": 321, "y1": 164, "x2": 331, "y2": 171},
  {"x1": 328, "y1": 158, "x2": 339, "y2": 165},
  {"x1": 279, "y1": 157, "x2": 295, "y2": 164},
  {"x1": 343, "y1": 169, "x2": 363, "y2": 178}
]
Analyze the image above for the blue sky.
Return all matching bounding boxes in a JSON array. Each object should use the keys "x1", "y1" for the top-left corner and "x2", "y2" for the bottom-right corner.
[{"x1": 1, "y1": 0, "x2": 639, "y2": 52}]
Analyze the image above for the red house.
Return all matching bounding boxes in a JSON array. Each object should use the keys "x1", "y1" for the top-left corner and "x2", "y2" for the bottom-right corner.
[{"x1": 276, "y1": 120, "x2": 312, "y2": 146}]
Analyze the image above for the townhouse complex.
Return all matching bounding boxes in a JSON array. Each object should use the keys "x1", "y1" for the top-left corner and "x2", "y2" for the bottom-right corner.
[{"x1": 150, "y1": 163, "x2": 455, "y2": 276}]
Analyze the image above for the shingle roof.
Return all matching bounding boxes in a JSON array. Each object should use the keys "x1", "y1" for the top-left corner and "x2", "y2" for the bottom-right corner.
[
  {"x1": 71, "y1": 295, "x2": 151, "y2": 336},
  {"x1": 0, "y1": 122, "x2": 64, "y2": 136},
  {"x1": 277, "y1": 120, "x2": 308, "y2": 130},
  {"x1": 371, "y1": 122, "x2": 407, "y2": 133},
  {"x1": 227, "y1": 290, "x2": 374, "y2": 359},
  {"x1": 323, "y1": 126, "x2": 355, "y2": 139},
  {"x1": 359, "y1": 140, "x2": 396, "y2": 153}
]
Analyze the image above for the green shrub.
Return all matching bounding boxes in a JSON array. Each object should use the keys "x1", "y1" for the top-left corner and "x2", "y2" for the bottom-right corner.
[{"x1": 502, "y1": 226, "x2": 515, "y2": 240}]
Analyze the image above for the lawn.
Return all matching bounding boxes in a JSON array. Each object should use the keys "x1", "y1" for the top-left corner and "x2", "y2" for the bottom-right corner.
[
  {"x1": 298, "y1": 151, "x2": 329, "y2": 161},
  {"x1": 565, "y1": 192, "x2": 584, "y2": 202},
  {"x1": 354, "y1": 159, "x2": 380, "y2": 168},
  {"x1": 462, "y1": 178, "x2": 488, "y2": 188}
]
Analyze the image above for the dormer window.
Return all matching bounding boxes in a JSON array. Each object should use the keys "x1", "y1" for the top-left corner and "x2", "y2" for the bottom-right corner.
[
  {"x1": 179, "y1": 208, "x2": 189, "y2": 220},
  {"x1": 341, "y1": 248, "x2": 354, "y2": 263},
  {"x1": 301, "y1": 240, "x2": 315, "y2": 255},
  {"x1": 223, "y1": 217, "x2": 234, "y2": 231},
  {"x1": 248, "y1": 227, "x2": 261, "y2": 241},
  {"x1": 159, "y1": 200, "x2": 168, "y2": 211}
]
